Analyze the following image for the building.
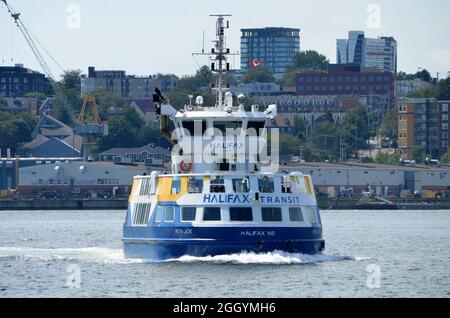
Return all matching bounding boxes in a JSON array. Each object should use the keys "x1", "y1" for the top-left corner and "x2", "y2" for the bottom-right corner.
[
  {"x1": 266, "y1": 114, "x2": 295, "y2": 134},
  {"x1": 17, "y1": 161, "x2": 146, "y2": 197},
  {"x1": 0, "y1": 64, "x2": 48, "y2": 97},
  {"x1": 240, "y1": 27, "x2": 300, "y2": 79},
  {"x1": 81, "y1": 67, "x2": 177, "y2": 98},
  {"x1": 126, "y1": 99, "x2": 158, "y2": 125},
  {"x1": 0, "y1": 96, "x2": 39, "y2": 114},
  {"x1": 31, "y1": 114, "x2": 74, "y2": 139},
  {"x1": 0, "y1": 156, "x2": 82, "y2": 191},
  {"x1": 395, "y1": 78, "x2": 433, "y2": 97},
  {"x1": 296, "y1": 63, "x2": 395, "y2": 110},
  {"x1": 17, "y1": 135, "x2": 82, "y2": 158},
  {"x1": 398, "y1": 98, "x2": 440, "y2": 159},
  {"x1": 230, "y1": 82, "x2": 281, "y2": 97},
  {"x1": 285, "y1": 162, "x2": 450, "y2": 197},
  {"x1": 337, "y1": 31, "x2": 397, "y2": 73},
  {"x1": 98, "y1": 144, "x2": 171, "y2": 166},
  {"x1": 439, "y1": 101, "x2": 450, "y2": 156}
]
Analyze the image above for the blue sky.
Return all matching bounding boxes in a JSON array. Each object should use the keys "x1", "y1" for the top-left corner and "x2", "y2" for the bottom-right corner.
[{"x1": 1, "y1": 0, "x2": 449, "y2": 79}]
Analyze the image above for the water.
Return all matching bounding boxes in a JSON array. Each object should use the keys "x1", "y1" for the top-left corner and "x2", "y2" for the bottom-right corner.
[{"x1": 0, "y1": 209, "x2": 449, "y2": 298}]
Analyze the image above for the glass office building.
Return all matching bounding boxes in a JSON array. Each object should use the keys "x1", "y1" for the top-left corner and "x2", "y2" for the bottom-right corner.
[{"x1": 240, "y1": 28, "x2": 300, "y2": 80}]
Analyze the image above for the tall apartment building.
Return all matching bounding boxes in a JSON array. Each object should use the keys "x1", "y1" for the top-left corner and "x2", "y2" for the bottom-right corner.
[
  {"x1": 398, "y1": 98, "x2": 440, "y2": 159},
  {"x1": 80, "y1": 67, "x2": 177, "y2": 98},
  {"x1": 337, "y1": 31, "x2": 397, "y2": 73},
  {"x1": 439, "y1": 101, "x2": 450, "y2": 156},
  {"x1": 0, "y1": 64, "x2": 47, "y2": 97},
  {"x1": 240, "y1": 27, "x2": 300, "y2": 79},
  {"x1": 296, "y1": 64, "x2": 395, "y2": 111}
]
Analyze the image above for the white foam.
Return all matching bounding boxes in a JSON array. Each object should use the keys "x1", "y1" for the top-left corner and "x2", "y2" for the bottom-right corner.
[
  {"x1": 0, "y1": 246, "x2": 141, "y2": 264},
  {"x1": 167, "y1": 251, "x2": 369, "y2": 265}
]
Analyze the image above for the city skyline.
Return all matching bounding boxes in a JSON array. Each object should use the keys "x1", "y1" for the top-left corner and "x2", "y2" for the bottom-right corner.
[{"x1": 0, "y1": 0, "x2": 449, "y2": 79}]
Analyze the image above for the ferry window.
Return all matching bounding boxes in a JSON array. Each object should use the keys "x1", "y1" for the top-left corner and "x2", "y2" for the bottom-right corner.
[
  {"x1": 182, "y1": 120, "x2": 206, "y2": 136},
  {"x1": 230, "y1": 207, "x2": 253, "y2": 222},
  {"x1": 139, "y1": 178, "x2": 150, "y2": 196},
  {"x1": 154, "y1": 206, "x2": 164, "y2": 223},
  {"x1": 258, "y1": 176, "x2": 274, "y2": 193},
  {"x1": 132, "y1": 203, "x2": 151, "y2": 226},
  {"x1": 303, "y1": 206, "x2": 318, "y2": 224},
  {"x1": 203, "y1": 207, "x2": 221, "y2": 221},
  {"x1": 247, "y1": 121, "x2": 265, "y2": 136},
  {"x1": 282, "y1": 177, "x2": 292, "y2": 193},
  {"x1": 188, "y1": 177, "x2": 203, "y2": 193},
  {"x1": 261, "y1": 207, "x2": 282, "y2": 222},
  {"x1": 164, "y1": 207, "x2": 175, "y2": 222},
  {"x1": 171, "y1": 178, "x2": 181, "y2": 194},
  {"x1": 213, "y1": 121, "x2": 241, "y2": 134},
  {"x1": 233, "y1": 178, "x2": 250, "y2": 193},
  {"x1": 181, "y1": 207, "x2": 196, "y2": 222},
  {"x1": 289, "y1": 207, "x2": 304, "y2": 222},
  {"x1": 210, "y1": 177, "x2": 225, "y2": 193}
]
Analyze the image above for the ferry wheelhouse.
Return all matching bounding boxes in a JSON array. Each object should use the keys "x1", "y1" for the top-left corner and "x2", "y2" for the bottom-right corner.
[{"x1": 123, "y1": 15, "x2": 325, "y2": 260}]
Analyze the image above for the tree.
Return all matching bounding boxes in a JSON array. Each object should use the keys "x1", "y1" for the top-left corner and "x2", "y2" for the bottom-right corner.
[
  {"x1": 441, "y1": 150, "x2": 450, "y2": 164},
  {"x1": 61, "y1": 70, "x2": 82, "y2": 92},
  {"x1": 380, "y1": 107, "x2": 398, "y2": 140},
  {"x1": 374, "y1": 151, "x2": 401, "y2": 164},
  {"x1": 437, "y1": 78, "x2": 450, "y2": 100},
  {"x1": 281, "y1": 50, "x2": 329, "y2": 86},
  {"x1": 92, "y1": 90, "x2": 126, "y2": 120},
  {"x1": 241, "y1": 65, "x2": 276, "y2": 84},
  {"x1": 97, "y1": 106, "x2": 144, "y2": 151},
  {"x1": 0, "y1": 111, "x2": 37, "y2": 150},
  {"x1": 411, "y1": 147, "x2": 426, "y2": 164}
]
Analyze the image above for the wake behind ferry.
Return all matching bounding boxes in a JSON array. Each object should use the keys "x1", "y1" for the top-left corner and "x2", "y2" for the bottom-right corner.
[{"x1": 123, "y1": 15, "x2": 325, "y2": 260}]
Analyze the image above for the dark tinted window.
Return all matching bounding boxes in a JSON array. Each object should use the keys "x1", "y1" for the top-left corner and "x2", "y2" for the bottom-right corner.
[
  {"x1": 289, "y1": 207, "x2": 304, "y2": 222},
  {"x1": 181, "y1": 207, "x2": 196, "y2": 221},
  {"x1": 203, "y1": 207, "x2": 221, "y2": 221},
  {"x1": 230, "y1": 207, "x2": 253, "y2": 221},
  {"x1": 247, "y1": 121, "x2": 265, "y2": 137},
  {"x1": 182, "y1": 120, "x2": 206, "y2": 136},
  {"x1": 261, "y1": 207, "x2": 282, "y2": 222}
]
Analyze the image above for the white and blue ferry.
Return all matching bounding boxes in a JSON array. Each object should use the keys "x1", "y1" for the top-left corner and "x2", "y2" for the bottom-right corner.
[{"x1": 123, "y1": 15, "x2": 325, "y2": 260}]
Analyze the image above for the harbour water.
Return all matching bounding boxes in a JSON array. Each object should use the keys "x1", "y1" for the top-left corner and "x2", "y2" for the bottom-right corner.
[{"x1": 0, "y1": 209, "x2": 449, "y2": 298}]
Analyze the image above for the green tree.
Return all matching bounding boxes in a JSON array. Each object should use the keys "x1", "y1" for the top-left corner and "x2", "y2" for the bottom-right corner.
[
  {"x1": 97, "y1": 106, "x2": 144, "y2": 151},
  {"x1": 437, "y1": 78, "x2": 450, "y2": 100},
  {"x1": 441, "y1": 150, "x2": 450, "y2": 164},
  {"x1": 0, "y1": 112, "x2": 37, "y2": 150},
  {"x1": 241, "y1": 65, "x2": 276, "y2": 84},
  {"x1": 374, "y1": 151, "x2": 402, "y2": 164},
  {"x1": 411, "y1": 147, "x2": 426, "y2": 164},
  {"x1": 61, "y1": 70, "x2": 82, "y2": 92},
  {"x1": 380, "y1": 107, "x2": 398, "y2": 139},
  {"x1": 92, "y1": 90, "x2": 126, "y2": 120},
  {"x1": 281, "y1": 50, "x2": 329, "y2": 86}
]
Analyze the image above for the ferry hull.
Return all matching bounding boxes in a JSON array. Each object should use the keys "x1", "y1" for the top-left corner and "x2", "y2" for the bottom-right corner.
[{"x1": 123, "y1": 226, "x2": 325, "y2": 260}]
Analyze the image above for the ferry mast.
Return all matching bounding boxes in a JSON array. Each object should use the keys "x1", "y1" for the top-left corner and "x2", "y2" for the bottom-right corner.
[{"x1": 194, "y1": 14, "x2": 238, "y2": 108}]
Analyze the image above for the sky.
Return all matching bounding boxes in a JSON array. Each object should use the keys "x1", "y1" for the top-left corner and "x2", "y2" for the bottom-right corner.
[{"x1": 0, "y1": 0, "x2": 449, "y2": 79}]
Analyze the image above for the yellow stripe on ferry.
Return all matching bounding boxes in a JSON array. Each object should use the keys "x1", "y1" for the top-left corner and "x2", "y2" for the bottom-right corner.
[{"x1": 157, "y1": 177, "x2": 188, "y2": 202}]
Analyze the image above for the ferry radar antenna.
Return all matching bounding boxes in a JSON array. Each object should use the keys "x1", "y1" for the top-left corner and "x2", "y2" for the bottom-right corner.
[{"x1": 192, "y1": 14, "x2": 239, "y2": 108}]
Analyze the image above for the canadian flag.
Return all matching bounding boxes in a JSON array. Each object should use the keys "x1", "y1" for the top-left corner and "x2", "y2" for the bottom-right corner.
[{"x1": 250, "y1": 59, "x2": 263, "y2": 68}]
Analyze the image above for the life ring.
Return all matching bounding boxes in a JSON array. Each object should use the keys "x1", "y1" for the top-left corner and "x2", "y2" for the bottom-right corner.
[{"x1": 179, "y1": 160, "x2": 193, "y2": 173}]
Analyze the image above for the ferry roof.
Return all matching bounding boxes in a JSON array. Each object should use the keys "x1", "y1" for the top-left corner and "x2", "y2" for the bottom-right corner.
[{"x1": 175, "y1": 109, "x2": 269, "y2": 120}]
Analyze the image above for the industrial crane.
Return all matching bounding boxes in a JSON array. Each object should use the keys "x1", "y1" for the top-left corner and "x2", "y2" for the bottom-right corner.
[{"x1": 1, "y1": 0, "x2": 108, "y2": 160}]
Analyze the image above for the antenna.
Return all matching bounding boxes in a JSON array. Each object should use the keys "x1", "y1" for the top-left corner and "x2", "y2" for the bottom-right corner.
[{"x1": 192, "y1": 14, "x2": 239, "y2": 108}]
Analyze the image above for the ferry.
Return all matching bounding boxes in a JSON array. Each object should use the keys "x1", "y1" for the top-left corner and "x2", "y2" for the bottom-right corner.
[{"x1": 123, "y1": 15, "x2": 325, "y2": 260}]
